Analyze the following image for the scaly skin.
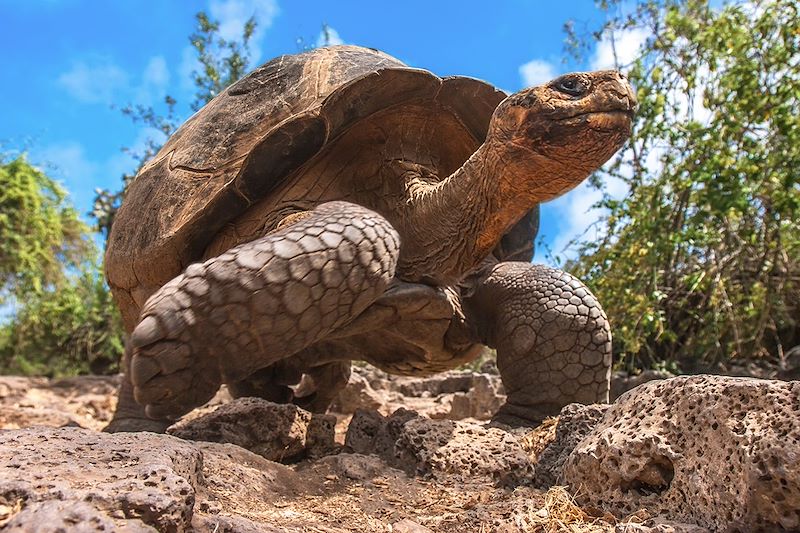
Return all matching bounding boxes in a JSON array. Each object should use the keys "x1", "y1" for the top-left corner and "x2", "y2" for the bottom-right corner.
[
  {"x1": 464, "y1": 262, "x2": 611, "y2": 426},
  {"x1": 124, "y1": 201, "x2": 398, "y2": 421}
]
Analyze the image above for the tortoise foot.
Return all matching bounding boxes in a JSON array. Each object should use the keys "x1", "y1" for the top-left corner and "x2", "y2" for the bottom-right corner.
[
  {"x1": 466, "y1": 262, "x2": 612, "y2": 425},
  {"x1": 128, "y1": 317, "x2": 221, "y2": 420}
]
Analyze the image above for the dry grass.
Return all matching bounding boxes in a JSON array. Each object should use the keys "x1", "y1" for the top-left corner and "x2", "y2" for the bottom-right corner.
[
  {"x1": 502, "y1": 486, "x2": 615, "y2": 533},
  {"x1": 517, "y1": 416, "x2": 559, "y2": 460},
  {"x1": 0, "y1": 499, "x2": 24, "y2": 528},
  {"x1": 502, "y1": 485, "x2": 655, "y2": 533}
]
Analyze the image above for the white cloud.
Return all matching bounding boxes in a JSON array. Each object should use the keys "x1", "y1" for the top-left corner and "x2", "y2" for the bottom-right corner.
[
  {"x1": 142, "y1": 56, "x2": 169, "y2": 90},
  {"x1": 590, "y1": 27, "x2": 649, "y2": 70},
  {"x1": 58, "y1": 3, "x2": 282, "y2": 107},
  {"x1": 57, "y1": 60, "x2": 130, "y2": 104},
  {"x1": 35, "y1": 142, "x2": 100, "y2": 210},
  {"x1": 59, "y1": 55, "x2": 171, "y2": 107},
  {"x1": 178, "y1": 46, "x2": 198, "y2": 94},
  {"x1": 135, "y1": 55, "x2": 170, "y2": 104},
  {"x1": 315, "y1": 25, "x2": 345, "y2": 47},
  {"x1": 209, "y1": 0, "x2": 279, "y2": 62},
  {"x1": 519, "y1": 59, "x2": 557, "y2": 87}
]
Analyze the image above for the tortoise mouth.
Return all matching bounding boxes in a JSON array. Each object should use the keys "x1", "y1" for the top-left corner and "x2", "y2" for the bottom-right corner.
[
  {"x1": 557, "y1": 108, "x2": 635, "y2": 122},
  {"x1": 554, "y1": 109, "x2": 634, "y2": 133}
]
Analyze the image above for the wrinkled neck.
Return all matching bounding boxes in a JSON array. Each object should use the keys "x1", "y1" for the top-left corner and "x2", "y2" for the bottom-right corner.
[{"x1": 398, "y1": 141, "x2": 542, "y2": 285}]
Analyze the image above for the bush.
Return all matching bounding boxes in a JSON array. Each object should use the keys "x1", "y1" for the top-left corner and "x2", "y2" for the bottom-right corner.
[
  {"x1": 566, "y1": 0, "x2": 800, "y2": 372},
  {"x1": 0, "y1": 267, "x2": 123, "y2": 376},
  {"x1": 0, "y1": 156, "x2": 124, "y2": 376},
  {"x1": 0, "y1": 156, "x2": 90, "y2": 301}
]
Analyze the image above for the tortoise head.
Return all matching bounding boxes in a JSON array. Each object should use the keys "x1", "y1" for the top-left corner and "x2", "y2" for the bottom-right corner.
[{"x1": 487, "y1": 70, "x2": 637, "y2": 202}]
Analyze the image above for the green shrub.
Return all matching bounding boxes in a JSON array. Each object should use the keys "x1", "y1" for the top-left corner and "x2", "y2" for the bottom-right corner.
[
  {"x1": 0, "y1": 156, "x2": 124, "y2": 376},
  {"x1": 0, "y1": 156, "x2": 90, "y2": 301},
  {"x1": 0, "y1": 268, "x2": 123, "y2": 376}
]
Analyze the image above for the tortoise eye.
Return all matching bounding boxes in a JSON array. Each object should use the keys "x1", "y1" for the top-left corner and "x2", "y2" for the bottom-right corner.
[{"x1": 555, "y1": 77, "x2": 588, "y2": 97}]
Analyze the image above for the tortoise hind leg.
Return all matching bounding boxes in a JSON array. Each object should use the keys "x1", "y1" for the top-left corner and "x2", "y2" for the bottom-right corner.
[
  {"x1": 227, "y1": 358, "x2": 351, "y2": 414},
  {"x1": 121, "y1": 201, "x2": 398, "y2": 423},
  {"x1": 464, "y1": 262, "x2": 611, "y2": 427},
  {"x1": 292, "y1": 361, "x2": 352, "y2": 413}
]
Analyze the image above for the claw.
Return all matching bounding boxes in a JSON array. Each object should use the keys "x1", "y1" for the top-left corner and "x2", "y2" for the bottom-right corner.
[
  {"x1": 130, "y1": 355, "x2": 160, "y2": 385},
  {"x1": 130, "y1": 316, "x2": 164, "y2": 348}
]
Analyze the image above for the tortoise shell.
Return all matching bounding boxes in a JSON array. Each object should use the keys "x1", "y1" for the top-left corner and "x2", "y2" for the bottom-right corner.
[{"x1": 105, "y1": 45, "x2": 530, "y2": 329}]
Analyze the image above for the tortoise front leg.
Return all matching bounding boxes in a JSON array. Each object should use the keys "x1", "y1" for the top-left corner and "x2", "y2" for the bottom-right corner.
[
  {"x1": 116, "y1": 201, "x2": 398, "y2": 424},
  {"x1": 464, "y1": 262, "x2": 611, "y2": 426}
]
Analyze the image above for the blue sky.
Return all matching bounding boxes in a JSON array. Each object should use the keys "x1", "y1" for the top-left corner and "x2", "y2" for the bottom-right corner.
[{"x1": 0, "y1": 0, "x2": 645, "y2": 262}]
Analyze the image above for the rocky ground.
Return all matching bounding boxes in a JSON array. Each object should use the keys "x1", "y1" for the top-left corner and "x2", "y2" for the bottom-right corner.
[{"x1": 0, "y1": 366, "x2": 797, "y2": 532}]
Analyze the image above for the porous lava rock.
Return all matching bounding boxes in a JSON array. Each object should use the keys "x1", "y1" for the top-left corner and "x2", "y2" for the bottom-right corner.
[
  {"x1": 345, "y1": 408, "x2": 534, "y2": 486},
  {"x1": 563, "y1": 375, "x2": 800, "y2": 532},
  {"x1": 444, "y1": 373, "x2": 505, "y2": 420},
  {"x1": 1, "y1": 501, "x2": 158, "y2": 533},
  {"x1": 330, "y1": 366, "x2": 507, "y2": 422},
  {"x1": 0, "y1": 426, "x2": 341, "y2": 531},
  {"x1": 0, "y1": 427, "x2": 201, "y2": 531},
  {"x1": 168, "y1": 397, "x2": 337, "y2": 462},
  {"x1": 614, "y1": 519, "x2": 710, "y2": 532},
  {"x1": 532, "y1": 402, "x2": 609, "y2": 488}
]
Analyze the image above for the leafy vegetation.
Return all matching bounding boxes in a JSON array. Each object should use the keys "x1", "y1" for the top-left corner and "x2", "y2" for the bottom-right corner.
[
  {"x1": 565, "y1": 0, "x2": 800, "y2": 372},
  {"x1": 0, "y1": 157, "x2": 123, "y2": 376},
  {"x1": 0, "y1": 157, "x2": 90, "y2": 302},
  {"x1": 0, "y1": 267, "x2": 123, "y2": 376}
]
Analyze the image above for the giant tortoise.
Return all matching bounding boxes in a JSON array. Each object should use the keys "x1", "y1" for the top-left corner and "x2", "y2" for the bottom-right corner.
[{"x1": 104, "y1": 45, "x2": 635, "y2": 432}]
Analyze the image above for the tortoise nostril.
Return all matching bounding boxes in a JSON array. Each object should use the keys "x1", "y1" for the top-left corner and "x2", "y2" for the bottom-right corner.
[{"x1": 606, "y1": 72, "x2": 637, "y2": 111}]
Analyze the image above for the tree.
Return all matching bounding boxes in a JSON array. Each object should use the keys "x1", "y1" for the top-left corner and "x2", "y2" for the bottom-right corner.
[
  {"x1": 0, "y1": 156, "x2": 91, "y2": 302},
  {"x1": 0, "y1": 267, "x2": 124, "y2": 376},
  {"x1": 93, "y1": 11, "x2": 257, "y2": 237},
  {"x1": 0, "y1": 157, "x2": 123, "y2": 376},
  {"x1": 566, "y1": 0, "x2": 799, "y2": 372}
]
